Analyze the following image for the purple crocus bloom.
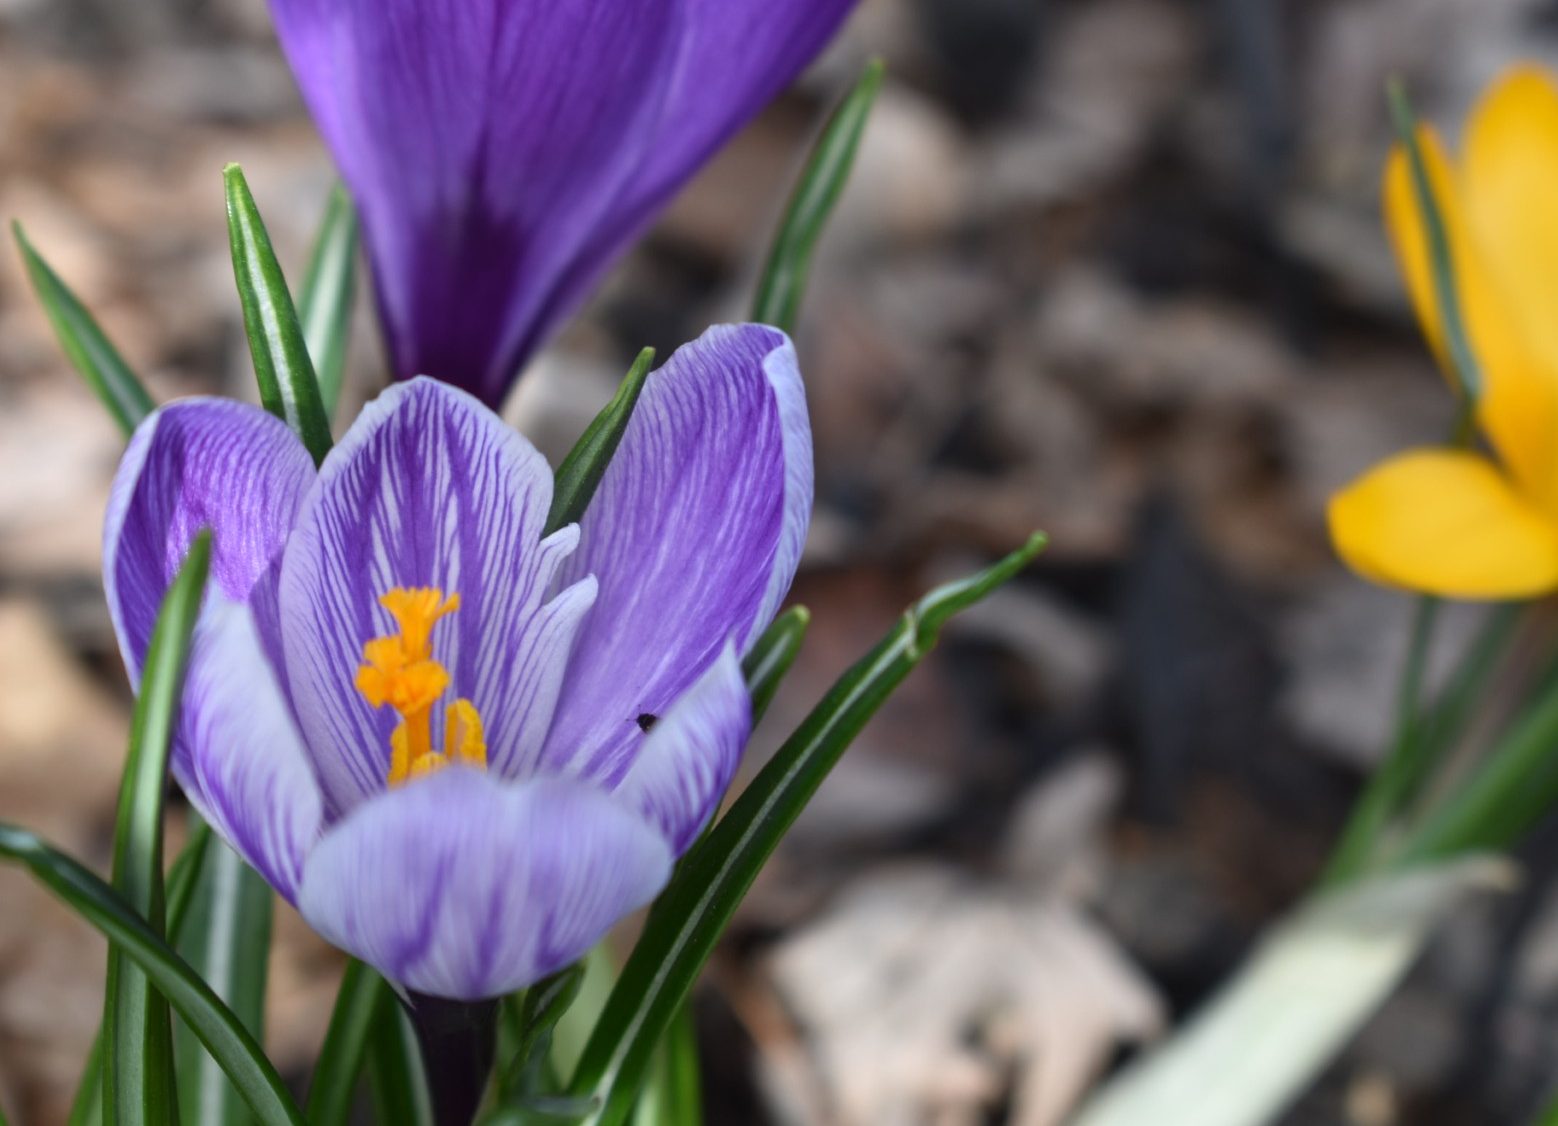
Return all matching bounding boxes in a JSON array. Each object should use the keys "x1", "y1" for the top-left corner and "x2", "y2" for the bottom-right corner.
[
  {"x1": 266, "y1": 0, "x2": 857, "y2": 408},
  {"x1": 103, "y1": 324, "x2": 810, "y2": 1000}
]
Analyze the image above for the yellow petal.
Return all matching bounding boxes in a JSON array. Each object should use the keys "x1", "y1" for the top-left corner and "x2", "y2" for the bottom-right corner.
[
  {"x1": 1329, "y1": 448, "x2": 1558, "y2": 598},
  {"x1": 1464, "y1": 67, "x2": 1558, "y2": 367},
  {"x1": 1383, "y1": 124, "x2": 1558, "y2": 510}
]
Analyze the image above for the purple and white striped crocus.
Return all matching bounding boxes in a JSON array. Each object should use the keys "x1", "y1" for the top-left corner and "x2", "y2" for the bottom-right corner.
[
  {"x1": 266, "y1": 0, "x2": 858, "y2": 408},
  {"x1": 103, "y1": 324, "x2": 810, "y2": 1000}
]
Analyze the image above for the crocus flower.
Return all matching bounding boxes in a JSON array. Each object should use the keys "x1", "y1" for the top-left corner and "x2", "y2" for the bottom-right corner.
[
  {"x1": 1329, "y1": 66, "x2": 1558, "y2": 598},
  {"x1": 267, "y1": 0, "x2": 857, "y2": 408},
  {"x1": 103, "y1": 324, "x2": 810, "y2": 1000}
]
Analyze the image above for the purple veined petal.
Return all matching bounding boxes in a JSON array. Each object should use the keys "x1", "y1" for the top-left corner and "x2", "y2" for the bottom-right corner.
[
  {"x1": 612, "y1": 642, "x2": 750, "y2": 855},
  {"x1": 279, "y1": 377, "x2": 588, "y2": 816},
  {"x1": 297, "y1": 769, "x2": 671, "y2": 1000},
  {"x1": 543, "y1": 324, "x2": 813, "y2": 785},
  {"x1": 518, "y1": 0, "x2": 860, "y2": 359},
  {"x1": 103, "y1": 398, "x2": 315, "y2": 684},
  {"x1": 179, "y1": 597, "x2": 325, "y2": 904},
  {"x1": 267, "y1": 0, "x2": 688, "y2": 407}
]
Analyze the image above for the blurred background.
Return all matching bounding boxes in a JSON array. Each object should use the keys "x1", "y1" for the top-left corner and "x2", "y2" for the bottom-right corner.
[{"x1": 3, "y1": 0, "x2": 1558, "y2": 1122}]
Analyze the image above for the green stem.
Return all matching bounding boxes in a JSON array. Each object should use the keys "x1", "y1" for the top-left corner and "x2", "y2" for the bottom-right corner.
[
  {"x1": 1398, "y1": 671, "x2": 1558, "y2": 864},
  {"x1": 1323, "y1": 596, "x2": 1440, "y2": 885}
]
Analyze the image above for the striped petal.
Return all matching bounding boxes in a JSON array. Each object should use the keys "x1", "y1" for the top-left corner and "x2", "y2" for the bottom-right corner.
[
  {"x1": 297, "y1": 769, "x2": 671, "y2": 999},
  {"x1": 103, "y1": 398, "x2": 315, "y2": 683},
  {"x1": 1328, "y1": 447, "x2": 1558, "y2": 598},
  {"x1": 612, "y1": 643, "x2": 750, "y2": 854},
  {"x1": 178, "y1": 598, "x2": 324, "y2": 903},
  {"x1": 542, "y1": 324, "x2": 812, "y2": 785},
  {"x1": 278, "y1": 378, "x2": 595, "y2": 816}
]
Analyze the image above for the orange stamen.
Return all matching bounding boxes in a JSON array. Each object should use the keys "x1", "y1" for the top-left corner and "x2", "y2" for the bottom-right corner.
[{"x1": 355, "y1": 587, "x2": 486, "y2": 786}]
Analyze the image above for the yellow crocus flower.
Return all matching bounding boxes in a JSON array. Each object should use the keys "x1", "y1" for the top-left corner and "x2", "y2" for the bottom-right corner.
[{"x1": 1329, "y1": 66, "x2": 1558, "y2": 598}]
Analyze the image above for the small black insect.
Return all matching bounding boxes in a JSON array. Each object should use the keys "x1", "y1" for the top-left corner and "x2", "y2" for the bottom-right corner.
[{"x1": 636, "y1": 713, "x2": 658, "y2": 732}]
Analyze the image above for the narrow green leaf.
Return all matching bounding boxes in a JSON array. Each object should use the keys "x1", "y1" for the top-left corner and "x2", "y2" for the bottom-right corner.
[
  {"x1": 631, "y1": 1006, "x2": 700, "y2": 1126},
  {"x1": 1323, "y1": 596, "x2": 1441, "y2": 885},
  {"x1": 0, "y1": 825, "x2": 304, "y2": 1126},
  {"x1": 741, "y1": 606, "x2": 810, "y2": 725},
  {"x1": 105, "y1": 532, "x2": 211, "y2": 1126},
  {"x1": 68, "y1": 1033, "x2": 105, "y2": 1126},
  {"x1": 499, "y1": 964, "x2": 588, "y2": 1099},
  {"x1": 174, "y1": 841, "x2": 273, "y2": 1126},
  {"x1": 544, "y1": 348, "x2": 655, "y2": 536},
  {"x1": 12, "y1": 222, "x2": 156, "y2": 435},
  {"x1": 69, "y1": 821, "x2": 214, "y2": 1126},
  {"x1": 481, "y1": 1096, "x2": 598, "y2": 1125},
  {"x1": 368, "y1": 1003, "x2": 434, "y2": 1126},
  {"x1": 1399, "y1": 673, "x2": 1558, "y2": 864},
  {"x1": 568, "y1": 532, "x2": 1047, "y2": 1124},
  {"x1": 550, "y1": 945, "x2": 619, "y2": 1093},
  {"x1": 1394, "y1": 603, "x2": 1524, "y2": 823},
  {"x1": 306, "y1": 961, "x2": 390, "y2": 1126},
  {"x1": 296, "y1": 186, "x2": 359, "y2": 417},
  {"x1": 1386, "y1": 80, "x2": 1481, "y2": 408},
  {"x1": 164, "y1": 820, "x2": 214, "y2": 940},
  {"x1": 751, "y1": 59, "x2": 884, "y2": 333},
  {"x1": 223, "y1": 164, "x2": 333, "y2": 465}
]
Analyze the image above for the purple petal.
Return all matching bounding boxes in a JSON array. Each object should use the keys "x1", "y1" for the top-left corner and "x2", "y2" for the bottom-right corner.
[
  {"x1": 278, "y1": 378, "x2": 592, "y2": 816},
  {"x1": 268, "y1": 0, "x2": 681, "y2": 406},
  {"x1": 178, "y1": 598, "x2": 324, "y2": 903},
  {"x1": 531, "y1": 0, "x2": 859, "y2": 352},
  {"x1": 103, "y1": 398, "x2": 315, "y2": 683},
  {"x1": 267, "y1": 0, "x2": 855, "y2": 406},
  {"x1": 297, "y1": 769, "x2": 671, "y2": 999},
  {"x1": 612, "y1": 643, "x2": 750, "y2": 854},
  {"x1": 543, "y1": 324, "x2": 812, "y2": 784}
]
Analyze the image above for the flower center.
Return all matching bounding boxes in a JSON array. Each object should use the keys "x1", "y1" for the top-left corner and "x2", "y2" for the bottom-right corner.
[{"x1": 354, "y1": 587, "x2": 487, "y2": 786}]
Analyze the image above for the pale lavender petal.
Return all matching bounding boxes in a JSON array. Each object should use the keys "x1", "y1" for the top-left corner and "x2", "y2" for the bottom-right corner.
[
  {"x1": 279, "y1": 377, "x2": 591, "y2": 815},
  {"x1": 103, "y1": 398, "x2": 315, "y2": 684},
  {"x1": 297, "y1": 769, "x2": 671, "y2": 999},
  {"x1": 178, "y1": 598, "x2": 324, "y2": 903},
  {"x1": 544, "y1": 324, "x2": 812, "y2": 784},
  {"x1": 612, "y1": 643, "x2": 750, "y2": 854},
  {"x1": 267, "y1": 0, "x2": 856, "y2": 406}
]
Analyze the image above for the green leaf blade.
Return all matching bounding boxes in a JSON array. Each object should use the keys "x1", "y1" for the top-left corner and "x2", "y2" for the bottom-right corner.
[
  {"x1": 741, "y1": 606, "x2": 810, "y2": 725},
  {"x1": 545, "y1": 348, "x2": 655, "y2": 536},
  {"x1": 223, "y1": 164, "x2": 333, "y2": 465},
  {"x1": 631, "y1": 1005, "x2": 700, "y2": 1126},
  {"x1": 104, "y1": 531, "x2": 211, "y2": 1126},
  {"x1": 1385, "y1": 81, "x2": 1482, "y2": 408},
  {"x1": 367, "y1": 1004, "x2": 434, "y2": 1126},
  {"x1": 0, "y1": 826, "x2": 303, "y2": 1126},
  {"x1": 296, "y1": 186, "x2": 359, "y2": 417},
  {"x1": 567, "y1": 532, "x2": 1046, "y2": 1124},
  {"x1": 174, "y1": 841, "x2": 274, "y2": 1126},
  {"x1": 13, "y1": 222, "x2": 156, "y2": 436},
  {"x1": 305, "y1": 961, "x2": 387, "y2": 1126},
  {"x1": 751, "y1": 59, "x2": 884, "y2": 333},
  {"x1": 69, "y1": 821, "x2": 213, "y2": 1126}
]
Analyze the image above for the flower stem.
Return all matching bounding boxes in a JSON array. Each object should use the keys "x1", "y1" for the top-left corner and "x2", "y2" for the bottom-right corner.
[
  {"x1": 405, "y1": 993, "x2": 499, "y2": 1126},
  {"x1": 1323, "y1": 595, "x2": 1441, "y2": 885}
]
